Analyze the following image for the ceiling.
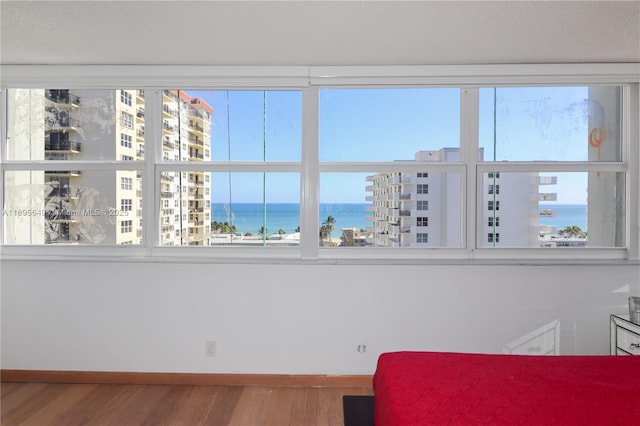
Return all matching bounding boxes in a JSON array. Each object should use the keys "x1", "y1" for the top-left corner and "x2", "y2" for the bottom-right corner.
[{"x1": 1, "y1": 0, "x2": 639, "y2": 66}]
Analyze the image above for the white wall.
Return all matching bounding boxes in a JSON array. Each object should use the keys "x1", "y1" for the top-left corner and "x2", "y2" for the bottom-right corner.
[
  {"x1": 1, "y1": 1, "x2": 639, "y2": 377},
  {"x1": 2, "y1": 260, "x2": 637, "y2": 374}
]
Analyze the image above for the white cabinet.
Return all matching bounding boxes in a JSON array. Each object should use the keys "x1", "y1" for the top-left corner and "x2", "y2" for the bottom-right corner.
[{"x1": 610, "y1": 314, "x2": 640, "y2": 355}]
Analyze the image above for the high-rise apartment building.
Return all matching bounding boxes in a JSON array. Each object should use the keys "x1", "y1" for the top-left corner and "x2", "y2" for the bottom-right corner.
[
  {"x1": 4, "y1": 89, "x2": 212, "y2": 246},
  {"x1": 365, "y1": 148, "x2": 557, "y2": 248}
]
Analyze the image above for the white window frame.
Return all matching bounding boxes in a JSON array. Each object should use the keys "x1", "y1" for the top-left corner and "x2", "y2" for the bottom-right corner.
[
  {"x1": 120, "y1": 90, "x2": 132, "y2": 106},
  {"x1": 1, "y1": 64, "x2": 638, "y2": 263},
  {"x1": 121, "y1": 177, "x2": 132, "y2": 190}
]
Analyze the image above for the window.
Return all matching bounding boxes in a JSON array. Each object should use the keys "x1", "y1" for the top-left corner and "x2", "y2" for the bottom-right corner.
[
  {"x1": 3, "y1": 88, "x2": 145, "y2": 246},
  {"x1": 120, "y1": 133, "x2": 132, "y2": 148},
  {"x1": 121, "y1": 220, "x2": 133, "y2": 233},
  {"x1": 121, "y1": 177, "x2": 132, "y2": 190},
  {"x1": 1, "y1": 65, "x2": 637, "y2": 261},
  {"x1": 417, "y1": 200, "x2": 429, "y2": 211},
  {"x1": 161, "y1": 89, "x2": 301, "y2": 246},
  {"x1": 320, "y1": 88, "x2": 462, "y2": 249},
  {"x1": 121, "y1": 111, "x2": 133, "y2": 128},
  {"x1": 477, "y1": 85, "x2": 625, "y2": 249},
  {"x1": 120, "y1": 90, "x2": 132, "y2": 106}
]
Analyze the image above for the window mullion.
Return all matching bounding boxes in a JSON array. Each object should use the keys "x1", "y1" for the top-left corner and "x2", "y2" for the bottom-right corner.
[
  {"x1": 145, "y1": 90, "x2": 161, "y2": 251},
  {"x1": 460, "y1": 88, "x2": 479, "y2": 255},
  {"x1": 626, "y1": 84, "x2": 639, "y2": 259},
  {"x1": 301, "y1": 86, "x2": 319, "y2": 260}
]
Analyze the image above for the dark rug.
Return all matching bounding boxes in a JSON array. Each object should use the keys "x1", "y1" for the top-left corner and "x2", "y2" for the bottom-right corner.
[{"x1": 343, "y1": 395, "x2": 374, "y2": 426}]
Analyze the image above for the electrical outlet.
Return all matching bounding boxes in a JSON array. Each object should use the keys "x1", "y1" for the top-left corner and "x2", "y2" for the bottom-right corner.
[{"x1": 205, "y1": 340, "x2": 216, "y2": 357}]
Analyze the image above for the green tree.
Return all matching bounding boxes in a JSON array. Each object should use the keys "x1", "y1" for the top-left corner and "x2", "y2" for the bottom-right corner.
[
  {"x1": 558, "y1": 225, "x2": 585, "y2": 238},
  {"x1": 320, "y1": 215, "x2": 336, "y2": 246}
]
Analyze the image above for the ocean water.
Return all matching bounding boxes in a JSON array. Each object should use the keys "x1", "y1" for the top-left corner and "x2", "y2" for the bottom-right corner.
[
  {"x1": 211, "y1": 203, "x2": 588, "y2": 237},
  {"x1": 211, "y1": 203, "x2": 368, "y2": 237},
  {"x1": 539, "y1": 204, "x2": 588, "y2": 232}
]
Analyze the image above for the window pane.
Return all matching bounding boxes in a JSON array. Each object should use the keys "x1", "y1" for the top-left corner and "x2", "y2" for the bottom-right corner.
[
  {"x1": 480, "y1": 86, "x2": 621, "y2": 161},
  {"x1": 160, "y1": 172, "x2": 300, "y2": 246},
  {"x1": 3, "y1": 170, "x2": 142, "y2": 245},
  {"x1": 478, "y1": 172, "x2": 624, "y2": 248},
  {"x1": 320, "y1": 88, "x2": 460, "y2": 161},
  {"x1": 161, "y1": 90, "x2": 301, "y2": 162},
  {"x1": 6, "y1": 89, "x2": 145, "y2": 161},
  {"x1": 321, "y1": 172, "x2": 463, "y2": 248}
]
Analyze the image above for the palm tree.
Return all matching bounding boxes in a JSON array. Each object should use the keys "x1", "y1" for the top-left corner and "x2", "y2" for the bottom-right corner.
[
  {"x1": 320, "y1": 216, "x2": 336, "y2": 246},
  {"x1": 558, "y1": 225, "x2": 585, "y2": 238},
  {"x1": 258, "y1": 226, "x2": 268, "y2": 236}
]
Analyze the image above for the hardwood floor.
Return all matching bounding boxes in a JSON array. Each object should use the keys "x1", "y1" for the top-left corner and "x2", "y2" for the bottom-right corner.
[{"x1": 1, "y1": 382, "x2": 373, "y2": 426}]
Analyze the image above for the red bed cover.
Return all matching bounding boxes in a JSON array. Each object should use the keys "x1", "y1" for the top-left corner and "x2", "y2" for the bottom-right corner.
[{"x1": 373, "y1": 351, "x2": 640, "y2": 425}]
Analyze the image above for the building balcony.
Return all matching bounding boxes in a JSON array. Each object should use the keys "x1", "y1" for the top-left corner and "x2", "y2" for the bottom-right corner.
[
  {"x1": 534, "y1": 192, "x2": 558, "y2": 202},
  {"x1": 163, "y1": 139, "x2": 176, "y2": 150},
  {"x1": 535, "y1": 225, "x2": 557, "y2": 235},
  {"x1": 45, "y1": 170, "x2": 82, "y2": 177},
  {"x1": 136, "y1": 128, "x2": 145, "y2": 139},
  {"x1": 539, "y1": 208, "x2": 557, "y2": 218},
  {"x1": 189, "y1": 151, "x2": 204, "y2": 160},
  {"x1": 45, "y1": 90, "x2": 80, "y2": 107},
  {"x1": 399, "y1": 209, "x2": 411, "y2": 217},
  {"x1": 163, "y1": 90, "x2": 178, "y2": 102},
  {"x1": 534, "y1": 176, "x2": 558, "y2": 185},
  {"x1": 162, "y1": 122, "x2": 176, "y2": 133},
  {"x1": 136, "y1": 90, "x2": 145, "y2": 100},
  {"x1": 45, "y1": 133, "x2": 81, "y2": 152},
  {"x1": 45, "y1": 153, "x2": 74, "y2": 160},
  {"x1": 189, "y1": 108, "x2": 204, "y2": 120},
  {"x1": 47, "y1": 187, "x2": 80, "y2": 198},
  {"x1": 45, "y1": 211, "x2": 76, "y2": 222},
  {"x1": 46, "y1": 234, "x2": 81, "y2": 244},
  {"x1": 188, "y1": 136, "x2": 204, "y2": 146},
  {"x1": 45, "y1": 115, "x2": 80, "y2": 131},
  {"x1": 389, "y1": 175, "x2": 413, "y2": 185},
  {"x1": 163, "y1": 104, "x2": 177, "y2": 118}
]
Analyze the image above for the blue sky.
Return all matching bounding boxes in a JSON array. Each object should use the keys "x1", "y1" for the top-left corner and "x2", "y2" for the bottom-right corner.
[{"x1": 187, "y1": 87, "x2": 615, "y2": 204}]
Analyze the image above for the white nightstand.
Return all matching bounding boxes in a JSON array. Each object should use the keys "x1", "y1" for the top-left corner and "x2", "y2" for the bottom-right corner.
[{"x1": 610, "y1": 314, "x2": 640, "y2": 355}]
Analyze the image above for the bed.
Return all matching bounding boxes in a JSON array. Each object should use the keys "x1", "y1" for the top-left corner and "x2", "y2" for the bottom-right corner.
[{"x1": 373, "y1": 351, "x2": 640, "y2": 425}]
